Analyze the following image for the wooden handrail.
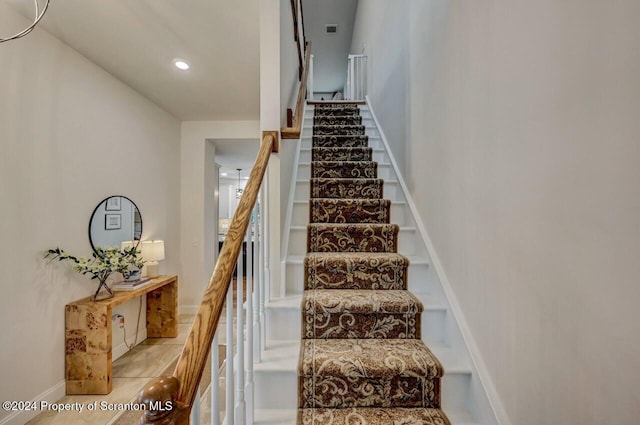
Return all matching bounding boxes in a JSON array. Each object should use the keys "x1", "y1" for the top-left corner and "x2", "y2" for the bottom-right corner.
[
  {"x1": 281, "y1": 41, "x2": 311, "y2": 140},
  {"x1": 290, "y1": 0, "x2": 303, "y2": 79},
  {"x1": 137, "y1": 132, "x2": 277, "y2": 425}
]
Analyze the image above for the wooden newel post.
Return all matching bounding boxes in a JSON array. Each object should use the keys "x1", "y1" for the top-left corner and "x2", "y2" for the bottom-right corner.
[{"x1": 138, "y1": 376, "x2": 189, "y2": 425}]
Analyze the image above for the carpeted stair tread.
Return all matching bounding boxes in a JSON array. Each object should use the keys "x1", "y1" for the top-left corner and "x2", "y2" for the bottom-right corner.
[
  {"x1": 311, "y1": 178, "x2": 383, "y2": 199},
  {"x1": 300, "y1": 339, "x2": 442, "y2": 378},
  {"x1": 312, "y1": 147, "x2": 373, "y2": 162},
  {"x1": 307, "y1": 223, "x2": 399, "y2": 253},
  {"x1": 314, "y1": 115, "x2": 363, "y2": 126},
  {"x1": 298, "y1": 407, "x2": 451, "y2": 425},
  {"x1": 299, "y1": 339, "x2": 443, "y2": 408},
  {"x1": 312, "y1": 135, "x2": 369, "y2": 148},
  {"x1": 312, "y1": 161, "x2": 378, "y2": 179},
  {"x1": 302, "y1": 290, "x2": 422, "y2": 339},
  {"x1": 304, "y1": 289, "x2": 422, "y2": 314},
  {"x1": 310, "y1": 199, "x2": 391, "y2": 224},
  {"x1": 304, "y1": 252, "x2": 409, "y2": 290},
  {"x1": 314, "y1": 124, "x2": 366, "y2": 136},
  {"x1": 314, "y1": 105, "x2": 360, "y2": 115}
]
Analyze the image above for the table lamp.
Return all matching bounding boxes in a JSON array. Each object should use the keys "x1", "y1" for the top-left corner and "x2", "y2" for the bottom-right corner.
[{"x1": 141, "y1": 240, "x2": 165, "y2": 277}]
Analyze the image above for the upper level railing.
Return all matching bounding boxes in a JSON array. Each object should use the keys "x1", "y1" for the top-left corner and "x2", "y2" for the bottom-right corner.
[
  {"x1": 282, "y1": 41, "x2": 311, "y2": 139},
  {"x1": 290, "y1": 0, "x2": 306, "y2": 79},
  {"x1": 137, "y1": 132, "x2": 277, "y2": 425},
  {"x1": 346, "y1": 54, "x2": 368, "y2": 100}
]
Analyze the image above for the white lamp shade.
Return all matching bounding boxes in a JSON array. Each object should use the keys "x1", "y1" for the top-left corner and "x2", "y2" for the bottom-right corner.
[{"x1": 141, "y1": 240, "x2": 165, "y2": 262}]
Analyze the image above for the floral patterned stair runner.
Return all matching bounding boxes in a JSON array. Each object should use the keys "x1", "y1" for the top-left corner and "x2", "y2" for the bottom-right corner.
[{"x1": 298, "y1": 104, "x2": 450, "y2": 425}]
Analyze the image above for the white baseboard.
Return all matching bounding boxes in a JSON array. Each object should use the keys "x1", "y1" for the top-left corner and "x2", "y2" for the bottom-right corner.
[
  {"x1": 0, "y1": 380, "x2": 65, "y2": 425},
  {"x1": 112, "y1": 328, "x2": 148, "y2": 361}
]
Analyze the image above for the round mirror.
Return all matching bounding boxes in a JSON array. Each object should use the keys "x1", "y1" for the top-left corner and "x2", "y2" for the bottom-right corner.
[{"x1": 88, "y1": 196, "x2": 142, "y2": 254}]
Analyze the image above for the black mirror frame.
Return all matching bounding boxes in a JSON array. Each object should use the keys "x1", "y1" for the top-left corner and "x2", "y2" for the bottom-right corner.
[{"x1": 88, "y1": 195, "x2": 142, "y2": 256}]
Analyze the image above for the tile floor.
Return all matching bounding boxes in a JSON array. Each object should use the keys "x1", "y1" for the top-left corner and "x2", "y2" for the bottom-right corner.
[{"x1": 26, "y1": 312, "x2": 232, "y2": 425}]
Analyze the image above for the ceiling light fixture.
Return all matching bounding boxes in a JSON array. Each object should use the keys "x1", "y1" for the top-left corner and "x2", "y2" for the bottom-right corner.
[
  {"x1": 221, "y1": 172, "x2": 228, "y2": 177},
  {"x1": 1, "y1": 0, "x2": 51, "y2": 43},
  {"x1": 236, "y1": 169, "x2": 244, "y2": 199},
  {"x1": 174, "y1": 60, "x2": 190, "y2": 70}
]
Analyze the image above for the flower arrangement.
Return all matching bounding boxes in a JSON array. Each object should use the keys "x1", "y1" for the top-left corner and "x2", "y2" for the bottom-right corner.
[{"x1": 45, "y1": 246, "x2": 145, "y2": 300}]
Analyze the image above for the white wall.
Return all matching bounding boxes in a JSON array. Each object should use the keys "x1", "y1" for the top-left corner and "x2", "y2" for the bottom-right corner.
[
  {"x1": 0, "y1": 4, "x2": 180, "y2": 422},
  {"x1": 350, "y1": 1, "x2": 409, "y2": 172},
  {"x1": 180, "y1": 121, "x2": 260, "y2": 312},
  {"x1": 281, "y1": 0, "x2": 300, "y2": 126},
  {"x1": 352, "y1": 1, "x2": 640, "y2": 424},
  {"x1": 302, "y1": 0, "x2": 358, "y2": 94},
  {"x1": 279, "y1": 0, "x2": 303, "y2": 249}
]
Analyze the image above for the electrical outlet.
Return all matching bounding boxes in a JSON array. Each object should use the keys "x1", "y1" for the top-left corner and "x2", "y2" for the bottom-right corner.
[{"x1": 112, "y1": 314, "x2": 125, "y2": 329}]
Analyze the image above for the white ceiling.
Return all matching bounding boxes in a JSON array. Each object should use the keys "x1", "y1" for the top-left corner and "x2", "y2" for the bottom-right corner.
[
  {"x1": 5, "y1": 0, "x2": 358, "y2": 168},
  {"x1": 6, "y1": 0, "x2": 260, "y2": 121}
]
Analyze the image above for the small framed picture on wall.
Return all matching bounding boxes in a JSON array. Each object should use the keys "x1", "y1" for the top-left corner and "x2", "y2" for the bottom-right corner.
[
  {"x1": 105, "y1": 214, "x2": 121, "y2": 230},
  {"x1": 105, "y1": 196, "x2": 121, "y2": 211}
]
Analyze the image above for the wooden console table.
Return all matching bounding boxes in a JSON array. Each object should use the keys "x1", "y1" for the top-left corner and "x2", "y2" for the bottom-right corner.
[{"x1": 65, "y1": 274, "x2": 178, "y2": 395}]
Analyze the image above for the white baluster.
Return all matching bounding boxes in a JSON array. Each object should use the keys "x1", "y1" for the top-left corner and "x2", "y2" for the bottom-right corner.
[
  {"x1": 190, "y1": 386, "x2": 201, "y2": 425},
  {"x1": 211, "y1": 333, "x2": 220, "y2": 425},
  {"x1": 225, "y1": 284, "x2": 234, "y2": 425},
  {"x1": 308, "y1": 54, "x2": 315, "y2": 100},
  {"x1": 246, "y1": 215, "x2": 255, "y2": 424},
  {"x1": 235, "y1": 240, "x2": 246, "y2": 424},
  {"x1": 260, "y1": 189, "x2": 268, "y2": 353},
  {"x1": 253, "y1": 202, "x2": 262, "y2": 362}
]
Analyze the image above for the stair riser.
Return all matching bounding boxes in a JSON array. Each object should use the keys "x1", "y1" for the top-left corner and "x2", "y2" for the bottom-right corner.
[
  {"x1": 441, "y1": 373, "x2": 471, "y2": 411},
  {"x1": 301, "y1": 149, "x2": 385, "y2": 163},
  {"x1": 306, "y1": 118, "x2": 373, "y2": 127},
  {"x1": 292, "y1": 201, "x2": 407, "y2": 227},
  {"x1": 309, "y1": 199, "x2": 390, "y2": 224},
  {"x1": 314, "y1": 116, "x2": 363, "y2": 126},
  {"x1": 299, "y1": 163, "x2": 393, "y2": 180},
  {"x1": 307, "y1": 225, "x2": 399, "y2": 253},
  {"x1": 303, "y1": 255, "x2": 408, "y2": 291},
  {"x1": 253, "y1": 362, "x2": 471, "y2": 413},
  {"x1": 266, "y1": 307, "x2": 301, "y2": 341},
  {"x1": 254, "y1": 370, "x2": 298, "y2": 409},
  {"x1": 303, "y1": 127, "x2": 379, "y2": 139},
  {"x1": 302, "y1": 311, "x2": 421, "y2": 339},
  {"x1": 305, "y1": 114, "x2": 373, "y2": 124},
  {"x1": 422, "y1": 309, "x2": 448, "y2": 346},
  {"x1": 310, "y1": 136, "x2": 368, "y2": 148},
  {"x1": 301, "y1": 137, "x2": 383, "y2": 151},
  {"x1": 311, "y1": 148, "x2": 373, "y2": 162},
  {"x1": 299, "y1": 376, "x2": 441, "y2": 409},
  {"x1": 313, "y1": 125, "x2": 366, "y2": 136},
  {"x1": 408, "y1": 263, "x2": 442, "y2": 296},
  {"x1": 285, "y1": 262, "x2": 443, "y2": 296},
  {"x1": 310, "y1": 179, "x2": 384, "y2": 200},
  {"x1": 311, "y1": 162, "x2": 378, "y2": 179},
  {"x1": 288, "y1": 227, "x2": 421, "y2": 257},
  {"x1": 397, "y1": 229, "x2": 427, "y2": 258},
  {"x1": 265, "y1": 297, "x2": 448, "y2": 344},
  {"x1": 298, "y1": 408, "x2": 450, "y2": 425},
  {"x1": 313, "y1": 106, "x2": 361, "y2": 114}
]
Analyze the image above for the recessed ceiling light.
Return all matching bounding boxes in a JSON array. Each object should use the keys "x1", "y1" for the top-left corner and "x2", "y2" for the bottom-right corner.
[
  {"x1": 174, "y1": 60, "x2": 190, "y2": 70},
  {"x1": 221, "y1": 172, "x2": 228, "y2": 176},
  {"x1": 244, "y1": 177, "x2": 249, "y2": 180}
]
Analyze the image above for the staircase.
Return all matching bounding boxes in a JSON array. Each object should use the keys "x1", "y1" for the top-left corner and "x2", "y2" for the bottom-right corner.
[
  {"x1": 253, "y1": 101, "x2": 494, "y2": 425},
  {"x1": 297, "y1": 103, "x2": 448, "y2": 424}
]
